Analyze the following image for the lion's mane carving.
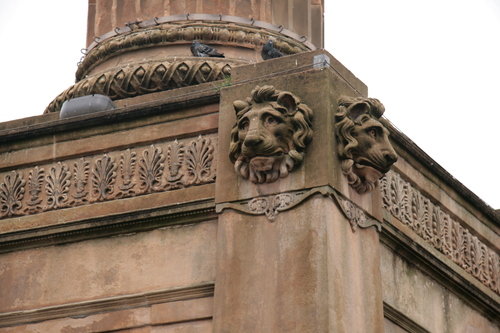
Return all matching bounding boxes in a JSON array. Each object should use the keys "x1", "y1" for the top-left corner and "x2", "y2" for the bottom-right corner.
[
  {"x1": 229, "y1": 85, "x2": 313, "y2": 183},
  {"x1": 335, "y1": 96, "x2": 398, "y2": 194}
]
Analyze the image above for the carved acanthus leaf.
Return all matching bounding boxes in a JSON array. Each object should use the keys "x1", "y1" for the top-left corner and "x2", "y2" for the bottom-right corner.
[
  {"x1": 139, "y1": 145, "x2": 165, "y2": 193},
  {"x1": 186, "y1": 136, "x2": 215, "y2": 185},
  {"x1": 46, "y1": 162, "x2": 71, "y2": 209},
  {"x1": 119, "y1": 149, "x2": 137, "y2": 196},
  {"x1": 73, "y1": 158, "x2": 90, "y2": 205},
  {"x1": 92, "y1": 155, "x2": 117, "y2": 201},
  {"x1": 0, "y1": 171, "x2": 26, "y2": 217},
  {"x1": 166, "y1": 140, "x2": 185, "y2": 189},
  {"x1": 25, "y1": 166, "x2": 44, "y2": 213}
]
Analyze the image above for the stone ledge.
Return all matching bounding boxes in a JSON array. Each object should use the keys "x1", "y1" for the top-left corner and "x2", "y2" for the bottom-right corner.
[
  {"x1": 0, "y1": 187, "x2": 216, "y2": 254},
  {"x1": 383, "y1": 302, "x2": 430, "y2": 333},
  {"x1": 0, "y1": 282, "x2": 214, "y2": 328}
]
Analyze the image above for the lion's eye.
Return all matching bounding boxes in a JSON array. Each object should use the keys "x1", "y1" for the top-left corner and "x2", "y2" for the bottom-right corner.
[
  {"x1": 240, "y1": 120, "x2": 249, "y2": 130},
  {"x1": 368, "y1": 128, "x2": 378, "y2": 138},
  {"x1": 266, "y1": 116, "x2": 277, "y2": 125}
]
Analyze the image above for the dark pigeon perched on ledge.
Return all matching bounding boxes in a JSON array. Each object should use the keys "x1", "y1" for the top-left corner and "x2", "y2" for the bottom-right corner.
[
  {"x1": 190, "y1": 40, "x2": 225, "y2": 58},
  {"x1": 261, "y1": 39, "x2": 284, "y2": 60}
]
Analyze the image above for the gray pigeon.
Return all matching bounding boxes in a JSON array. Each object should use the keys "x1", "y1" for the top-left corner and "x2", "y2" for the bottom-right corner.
[
  {"x1": 261, "y1": 40, "x2": 284, "y2": 60},
  {"x1": 190, "y1": 40, "x2": 225, "y2": 58}
]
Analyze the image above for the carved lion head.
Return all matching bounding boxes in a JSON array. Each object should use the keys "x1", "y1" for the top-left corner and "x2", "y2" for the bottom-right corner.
[
  {"x1": 335, "y1": 96, "x2": 398, "y2": 194},
  {"x1": 229, "y1": 85, "x2": 313, "y2": 183}
]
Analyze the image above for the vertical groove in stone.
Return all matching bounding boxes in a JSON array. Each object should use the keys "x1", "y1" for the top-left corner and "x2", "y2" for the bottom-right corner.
[
  {"x1": 196, "y1": 0, "x2": 203, "y2": 15},
  {"x1": 86, "y1": 1, "x2": 96, "y2": 47},
  {"x1": 271, "y1": 0, "x2": 288, "y2": 29},
  {"x1": 163, "y1": 0, "x2": 170, "y2": 16},
  {"x1": 292, "y1": 0, "x2": 309, "y2": 40},
  {"x1": 310, "y1": 4, "x2": 323, "y2": 48},
  {"x1": 229, "y1": 0, "x2": 236, "y2": 17}
]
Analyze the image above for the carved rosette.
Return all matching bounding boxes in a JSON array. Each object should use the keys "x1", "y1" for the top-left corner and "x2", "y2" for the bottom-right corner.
[
  {"x1": 0, "y1": 134, "x2": 217, "y2": 219},
  {"x1": 381, "y1": 170, "x2": 500, "y2": 296}
]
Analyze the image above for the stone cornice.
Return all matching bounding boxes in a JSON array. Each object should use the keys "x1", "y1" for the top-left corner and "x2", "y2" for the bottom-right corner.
[
  {"x1": 0, "y1": 282, "x2": 214, "y2": 328},
  {"x1": 0, "y1": 86, "x2": 219, "y2": 144},
  {"x1": 387, "y1": 122, "x2": 500, "y2": 226}
]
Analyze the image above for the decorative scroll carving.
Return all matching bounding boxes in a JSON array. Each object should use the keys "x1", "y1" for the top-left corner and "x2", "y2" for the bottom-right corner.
[
  {"x1": 217, "y1": 186, "x2": 380, "y2": 230},
  {"x1": 186, "y1": 136, "x2": 215, "y2": 185},
  {"x1": 229, "y1": 85, "x2": 313, "y2": 183},
  {"x1": 72, "y1": 158, "x2": 90, "y2": 205},
  {"x1": 247, "y1": 193, "x2": 296, "y2": 221},
  {"x1": 0, "y1": 171, "x2": 26, "y2": 218},
  {"x1": 217, "y1": 189, "x2": 312, "y2": 221},
  {"x1": 25, "y1": 167, "x2": 44, "y2": 213},
  {"x1": 92, "y1": 155, "x2": 118, "y2": 201},
  {"x1": 335, "y1": 97, "x2": 398, "y2": 194},
  {"x1": 46, "y1": 162, "x2": 71, "y2": 209},
  {"x1": 139, "y1": 145, "x2": 165, "y2": 193},
  {"x1": 333, "y1": 192, "x2": 382, "y2": 232},
  {"x1": 381, "y1": 170, "x2": 500, "y2": 296},
  {"x1": 0, "y1": 134, "x2": 217, "y2": 220},
  {"x1": 45, "y1": 58, "x2": 242, "y2": 114}
]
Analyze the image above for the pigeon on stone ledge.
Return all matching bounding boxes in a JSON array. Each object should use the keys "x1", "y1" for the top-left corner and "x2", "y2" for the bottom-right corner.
[
  {"x1": 190, "y1": 40, "x2": 225, "y2": 58},
  {"x1": 261, "y1": 39, "x2": 284, "y2": 60}
]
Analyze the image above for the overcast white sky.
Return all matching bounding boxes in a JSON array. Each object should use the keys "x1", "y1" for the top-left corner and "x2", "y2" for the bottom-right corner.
[{"x1": 0, "y1": 0, "x2": 499, "y2": 209}]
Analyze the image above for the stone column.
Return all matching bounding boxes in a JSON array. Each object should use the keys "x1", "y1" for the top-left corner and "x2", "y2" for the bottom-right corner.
[
  {"x1": 46, "y1": 0, "x2": 323, "y2": 114},
  {"x1": 86, "y1": 0, "x2": 323, "y2": 49},
  {"x1": 213, "y1": 50, "x2": 389, "y2": 332}
]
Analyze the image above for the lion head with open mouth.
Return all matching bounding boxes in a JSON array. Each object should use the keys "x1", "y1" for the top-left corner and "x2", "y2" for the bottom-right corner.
[
  {"x1": 229, "y1": 85, "x2": 313, "y2": 183},
  {"x1": 335, "y1": 96, "x2": 398, "y2": 194}
]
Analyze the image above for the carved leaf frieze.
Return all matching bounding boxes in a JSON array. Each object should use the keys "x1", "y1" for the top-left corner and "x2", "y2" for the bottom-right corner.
[
  {"x1": 0, "y1": 134, "x2": 217, "y2": 221},
  {"x1": 381, "y1": 170, "x2": 500, "y2": 296}
]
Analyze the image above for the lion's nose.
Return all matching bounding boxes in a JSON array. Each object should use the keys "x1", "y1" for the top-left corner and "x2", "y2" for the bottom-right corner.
[
  {"x1": 384, "y1": 150, "x2": 398, "y2": 165},
  {"x1": 244, "y1": 135, "x2": 262, "y2": 147}
]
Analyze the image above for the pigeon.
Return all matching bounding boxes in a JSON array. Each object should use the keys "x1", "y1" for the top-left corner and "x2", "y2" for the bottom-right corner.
[
  {"x1": 190, "y1": 40, "x2": 225, "y2": 58},
  {"x1": 261, "y1": 39, "x2": 284, "y2": 60}
]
